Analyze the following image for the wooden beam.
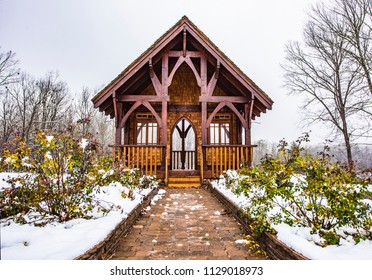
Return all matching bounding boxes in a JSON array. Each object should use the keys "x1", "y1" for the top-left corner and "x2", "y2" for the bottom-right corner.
[
  {"x1": 206, "y1": 60, "x2": 220, "y2": 96},
  {"x1": 119, "y1": 100, "x2": 163, "y2": 129},
  {"x1": 218, "y1": 68, "x2": 251, "y2": 97},
  {"x1": 183, "y1": 27, "x2": 187, "y2": 57},
  {"x1": 225, "y1": 102, "x2": 248, "y2": 130},
  {"x1": 166, "y1": 55, "x2": 201, "y2": 87},
  {"x1": 162, "y1": 52, "x2": 169, "y2": 96},
  {"x1": 168, "y1": 50, "x2": 202, "y2": 58},
  {"x1": 199, "y1": 96, "x2": 249, "y2": 103},
  {"x1": 142, "y1": 101, "x2": 163, "y2": 129},
  {"x1": 167, "y1": 56, "x2": 185, "y2": 86},
  {"x1": 136, "y1": 104, "x2": 244, "y2": 113},
  {"x1": 206, "y1": 101, "x2": 226, "y2": 128},
  {"x1": 117, "y1": 95, "x2": 169, "y2": 102},
  {"x1": 115, "y1": 102, "x2": 123, "y2": 145},
  {"x1": 169, "y1": 105, "x2": 200, "y2": 112},
  {"x1": 112, "y1": 92, "x2": 118, "y2": 125},
  {"x1": 248, "y1": 97, "x2": 255, "y2": 128},
  {"x1": 161, "y1": 52, "x2": 168, "y2": 146},
  {"x1": 100, "y1": 98, "x2": 113, "y2": 113},
  {"x1": 200, "y1": 53, "x2": 207, "y2": 95},
  {"x1": 204, "y1": 100, "x2": 248, "y2": 130},
  {"x1": 244, "y1": 103, "x2": 252, "y2": 148},
  {"x1": 116, "y1": 67, "x2": 149, "y2": 97},
  {"x1": 119, "y1": 101, "x2": 141, "y2": 129},
  {"x1": 149, "y1": 58, "x2": 162, "y2": 96},
  {"x1": 184, "y1": 56, "x2": 201, "y2": 87},
  {"x1": 201, "y1": 102, "x2": 207, "y2": 145}
]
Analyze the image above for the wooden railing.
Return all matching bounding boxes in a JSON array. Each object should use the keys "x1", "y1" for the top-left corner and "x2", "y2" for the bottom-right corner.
[
  {"x1": 171, "y1": 150, "x2": 196, "y2": 170},
  {"x1": 204, "y1": 145, "x2": 255, "y2": 178},
  {"x1": 110, "y1": 145, "x2": 165, "y2": 176}
]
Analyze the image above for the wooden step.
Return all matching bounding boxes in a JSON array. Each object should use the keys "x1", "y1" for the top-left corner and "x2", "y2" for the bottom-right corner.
[
  {"x1": 168, "y1": 176, "x2": 201, "y2": 187},
  {"x1": 168, "y1": 177, "x2": 200, "y2": 183}
]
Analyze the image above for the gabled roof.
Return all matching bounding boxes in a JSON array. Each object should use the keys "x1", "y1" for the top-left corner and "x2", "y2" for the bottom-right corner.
[{"x1": 92, "y1": 16, "x2": 273, "y2": 118}]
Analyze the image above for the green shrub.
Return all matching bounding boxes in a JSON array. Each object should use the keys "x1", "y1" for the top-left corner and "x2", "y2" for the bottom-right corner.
[
  {"x1": 231, "y1": 134, "x2": 372, "y2": 244},
  {"x1": 0, "y1": 129, "x2": 105, "y2": 223}
]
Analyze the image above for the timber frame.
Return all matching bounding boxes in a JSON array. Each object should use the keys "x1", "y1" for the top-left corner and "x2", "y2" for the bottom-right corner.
[{"x1": 92, "y1": 16, "x2": 273, "y2": 183}]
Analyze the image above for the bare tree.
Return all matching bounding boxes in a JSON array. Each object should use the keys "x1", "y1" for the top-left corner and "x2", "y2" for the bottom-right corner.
[
  {"x1": 94, "y1": 111, "x2": 114, "y2": 153},
  {"x1": 0, "y1": 71, "x2": 73, "y2": 147},
  {"x1": 75, "y1": 87, "x2": 97, "y2": 136},
  {"x1": 335, "y1": 0, "x2": 372, "y2": 95},
  {"x1": 282, "y1": 2, "x2": 371, "y2": 169},
  {"x1": 74, "y1": 87, "x2": 114, "y2": 151},
  {"x1": 0, "y1": 91, "x2": 18, "y2": 150},
  {"x1": 5, "y1": 73, "x2": 41, "y2": 143},
  {"x1": 0, "y1": 47, "x2": 19, "y2": 94},
  {"x1": 35, "y1": 71, "x2": 71, "y2": 132}
]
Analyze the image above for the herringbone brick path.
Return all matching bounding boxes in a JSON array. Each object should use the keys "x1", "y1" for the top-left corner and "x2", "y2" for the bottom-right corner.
[{"x1": 109, "y1": 188, "x2": 267, "y2": 260}]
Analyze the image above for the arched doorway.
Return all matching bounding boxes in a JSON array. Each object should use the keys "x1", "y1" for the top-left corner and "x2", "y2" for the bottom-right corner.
[{"x1": 171, "y1": 118, "x2": 196, "y2": 170}]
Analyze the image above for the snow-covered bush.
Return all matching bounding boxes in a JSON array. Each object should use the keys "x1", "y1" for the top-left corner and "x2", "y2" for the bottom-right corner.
[
  {"x1": 232, "y1": 135, "x2": 372, "y2": 245},
  {"x1": 0, "y1": 136, "x2": 31, "y2": 173},
  {"x1": 1, "y1": 127, "x2": 158, "y2": 224},
  {"x1": 95, "y1": 165, "x2": 157, "y2": 200},
  {"x1": 224, "y1": 169, "x2": 240, "y2": 190},
  {"x1": 0, "y1": 130, "x2": 110, "y2": 224}
]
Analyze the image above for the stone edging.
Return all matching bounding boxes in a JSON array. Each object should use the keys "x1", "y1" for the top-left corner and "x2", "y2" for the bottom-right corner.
[
  {"x1": 75, "y1": 187, "x2": 159, "y2": 260},
  {"x1": 205, "y1": 184, "x2": 309, "y2": 260}
]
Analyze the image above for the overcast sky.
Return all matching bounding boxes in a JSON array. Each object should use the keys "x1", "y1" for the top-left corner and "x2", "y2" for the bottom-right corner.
[{"x1": 0, "y1": 0, "x2": 332, "y2": 144}]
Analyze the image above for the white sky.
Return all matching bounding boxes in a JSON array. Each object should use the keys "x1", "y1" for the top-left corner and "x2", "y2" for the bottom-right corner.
[{"x1": 0, "y1": 0, "x2": 331, "y2": 144}]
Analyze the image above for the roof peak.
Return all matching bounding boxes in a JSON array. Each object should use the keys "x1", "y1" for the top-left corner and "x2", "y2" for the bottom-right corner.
[
  {"x1": 92, "y1": 14, "x2": 273, "y2": 112},
  {"x1": 180, "y1": 15, "x2": 193, "y2": 25}
]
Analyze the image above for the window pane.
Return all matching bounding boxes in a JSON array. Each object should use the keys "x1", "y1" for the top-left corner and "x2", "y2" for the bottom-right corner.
[
  {"x1": 210, "y1": 122, "x2": 231, "y2": 145},
  {"x1": 148, "y1": 124, "x2": 153, "y2": 144},
  {"x1": 214, "y1": 124, "x2": 219, "y2": 144},
  {"x1": 185, "y1": 127, "x2": 195, "y2": 150},
  {"x1": 137, "y1": 123, "x2": 143, "y2": 144},
  {"x1": 136, "y1": 121, "x2": 158, "y2": 144},
  {"x1": 210, "y1": 125, "x2": 215, "y2": 144},
  {"x1": 221, "y1": 125, "x2": 226, "y2": 144},
  {"x1": 141, "y1": 125, "x2": 146, "y2": 144},
  {"x1": 242, "y1": 126, "x2": 246, "y2": 145},
  {"x1": 152, "y1": 124, "x2": 158, "y2": 144},
  {"x1": 222, "y1": 123, "x2": 230, "y2": 144}
]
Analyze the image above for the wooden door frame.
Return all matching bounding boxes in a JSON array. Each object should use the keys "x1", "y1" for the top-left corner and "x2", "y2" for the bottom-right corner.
[{"x1": 170, "y1": 116, "x2": 198, "y2": 171}]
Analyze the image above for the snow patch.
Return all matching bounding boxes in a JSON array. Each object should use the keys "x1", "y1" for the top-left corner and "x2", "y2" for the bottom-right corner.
[{"x1": 235, "y1": 239, "x2": 249, "y2": 245}]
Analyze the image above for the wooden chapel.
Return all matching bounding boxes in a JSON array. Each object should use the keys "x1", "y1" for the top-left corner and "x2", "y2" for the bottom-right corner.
[{"x1": 92, "y1": 16, "x2": 273, "y2": 186}]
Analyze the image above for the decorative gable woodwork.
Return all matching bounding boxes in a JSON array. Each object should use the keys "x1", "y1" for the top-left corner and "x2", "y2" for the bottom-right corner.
[{"x1": 93, "y1": 16, "x2": 274, "y2": 181}]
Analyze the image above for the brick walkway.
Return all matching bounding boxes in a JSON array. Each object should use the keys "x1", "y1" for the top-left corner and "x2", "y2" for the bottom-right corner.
[{"x1": 109, "y1": 187, "x2": 267, "y2": 260}]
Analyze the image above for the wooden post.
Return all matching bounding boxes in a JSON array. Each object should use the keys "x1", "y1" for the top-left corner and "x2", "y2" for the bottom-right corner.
[
  {"x1": 115, "y1": 102, "x2": 123, "y2": 146},
  {"x1": 162, "y1": 52, "x2": 169, "y2": 182},
  {"x1": 183, "y1": 27, "x2": 187, "y2": 57},
  {"x1": 200, "y1": 53, "x2": 208, "y2": 173},
  {"x1": 245, "y1": 101, "x2": 253, "y2": 166}
]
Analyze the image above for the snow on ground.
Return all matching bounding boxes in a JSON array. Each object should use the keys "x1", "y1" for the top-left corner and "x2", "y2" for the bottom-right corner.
[
  {"x1": 211, "y1": 178, "x2": 372, "y2": 260},
  {"x1": 0, "y1": 172, "x2": 30, "y2": 189},
  {"x1": 235, "y1": 239, "x2": 249, "y2": 245},
  {"x1": 0, "y1": 173, "x2": 165, "y2": 260}
]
